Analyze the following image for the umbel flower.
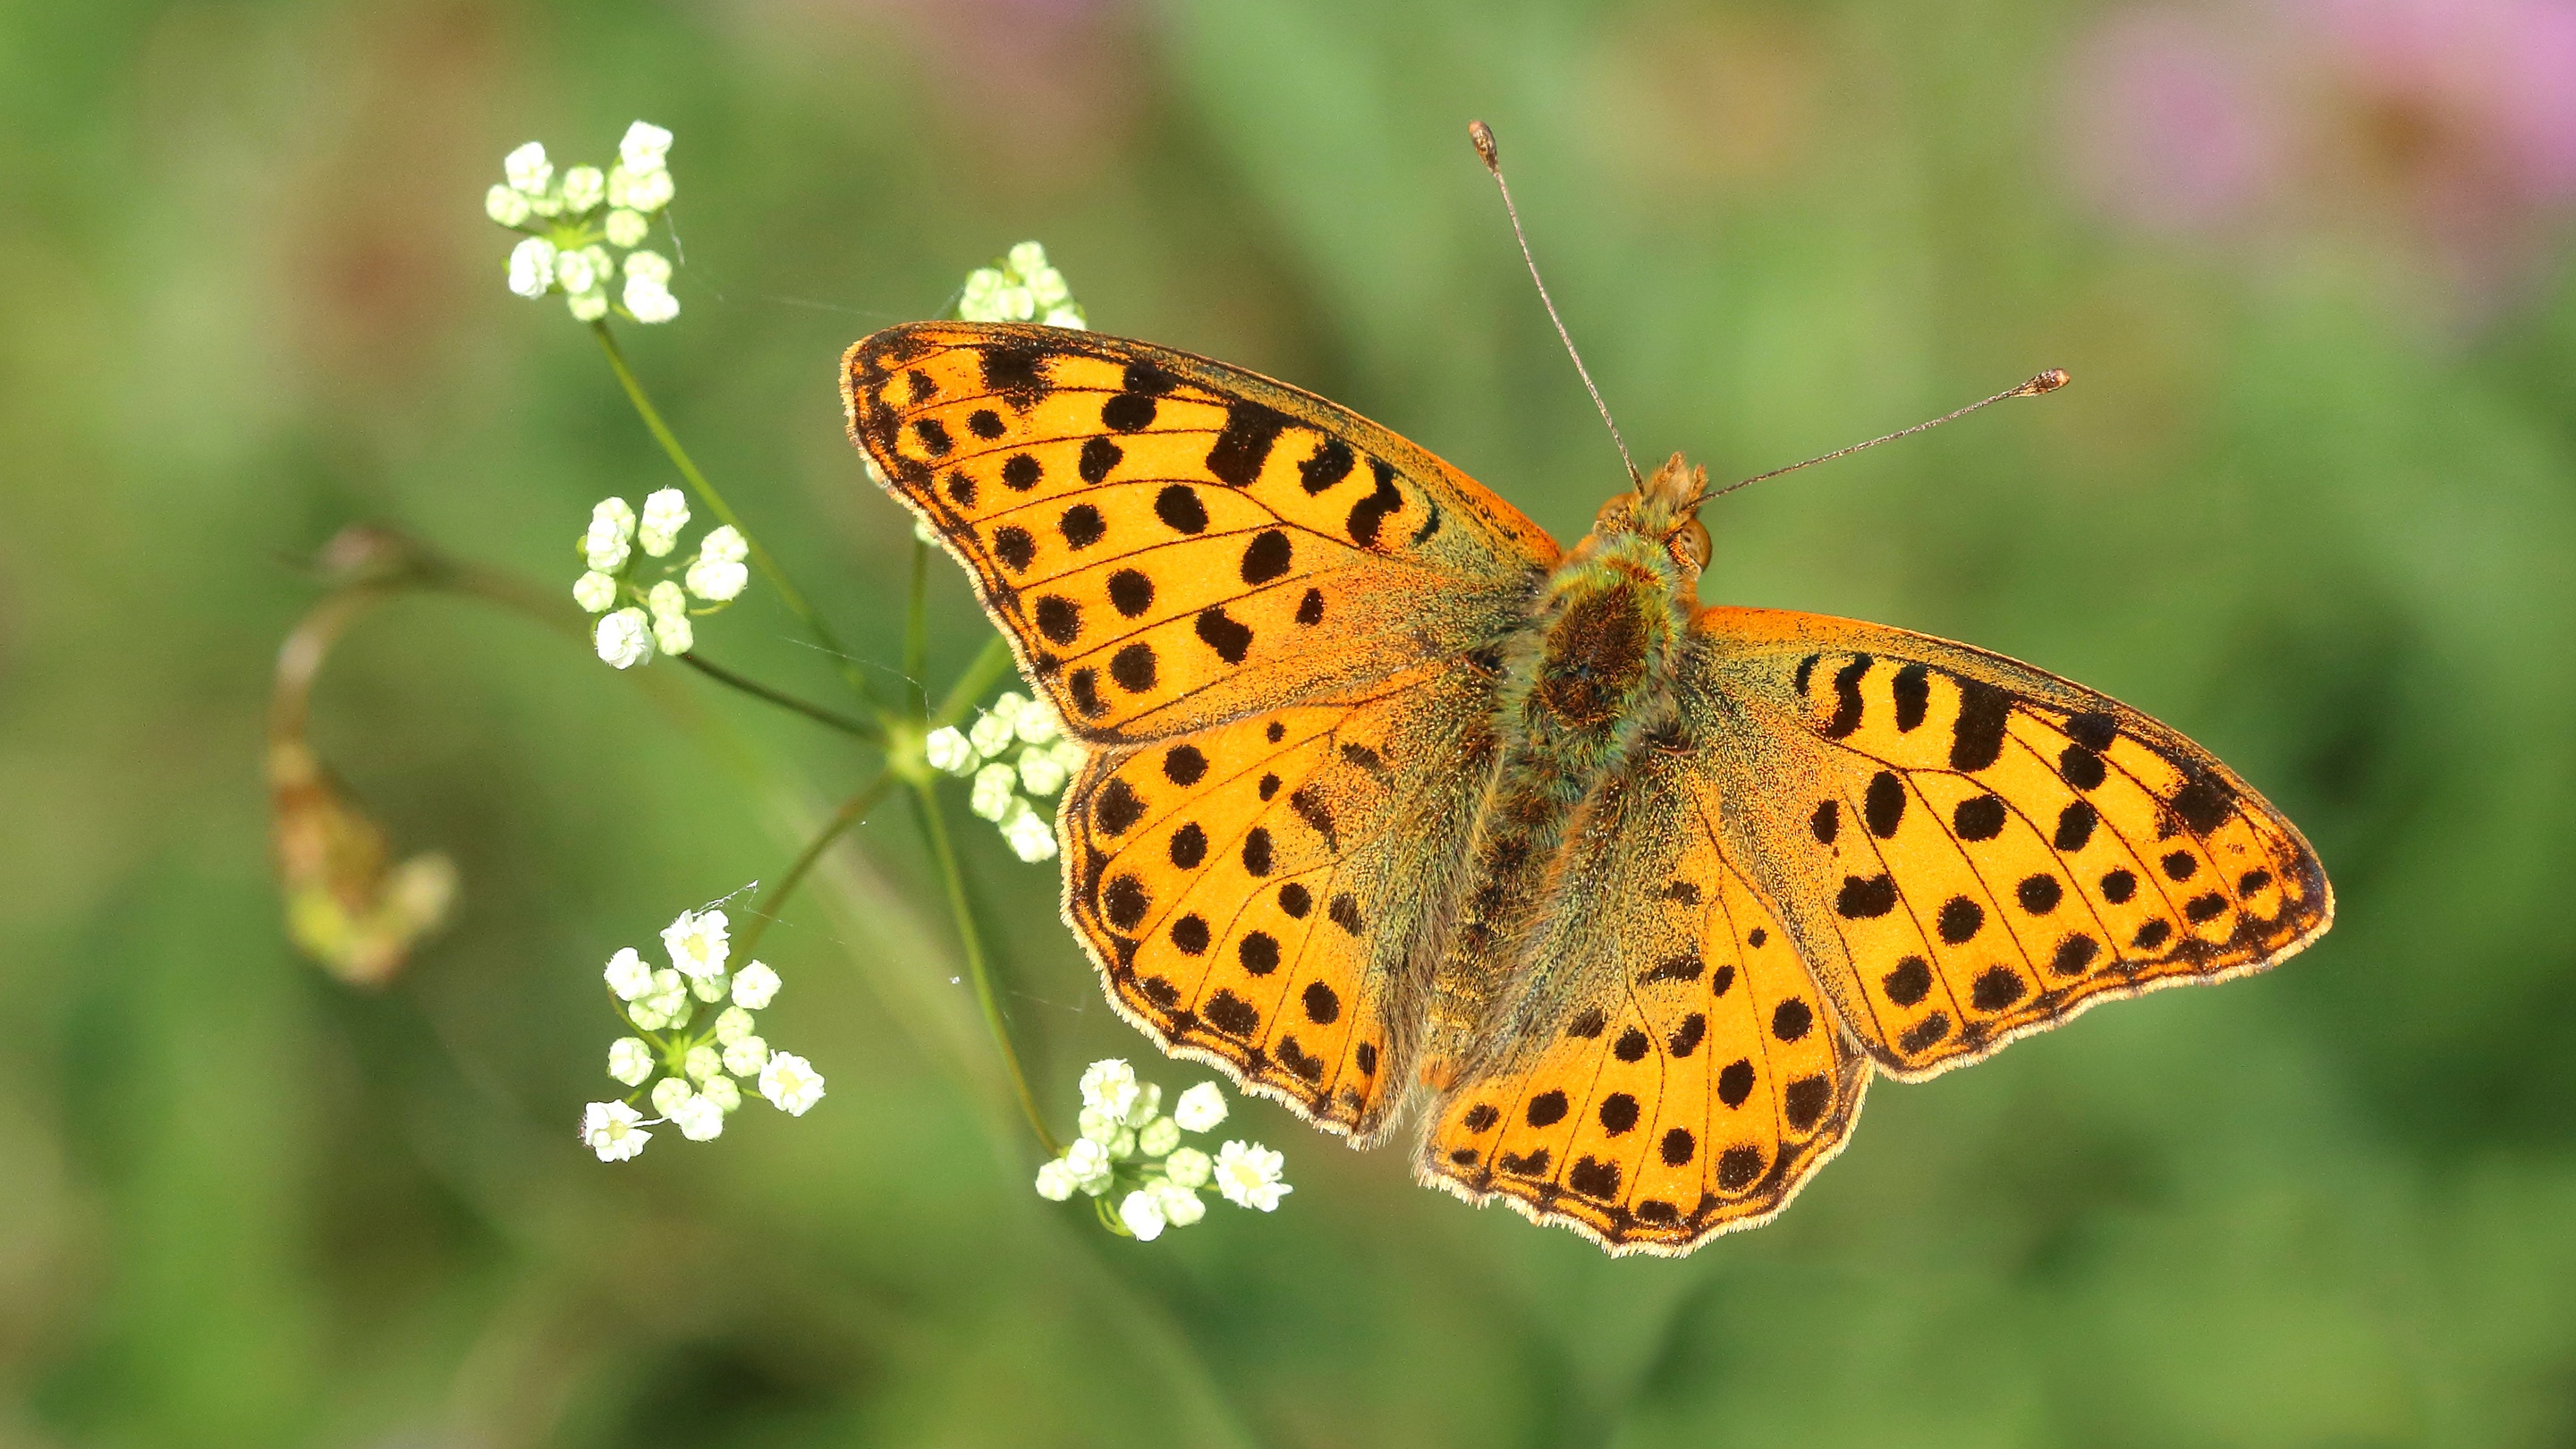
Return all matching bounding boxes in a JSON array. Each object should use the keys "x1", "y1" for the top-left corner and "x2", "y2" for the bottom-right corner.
[
  {"x1": 579, "y1": 902, "x2": 826, "y2": 1162},
  {"x1": 1031, "y1": 1060, "x2": 1289, "y2": 1241},
  {"x1": 922, "y1": 691, "x2": 1084, "y2": 861},
  {"x1": 958, "y1": 241, "x2": 1087, "y2": 328},
  {"x1": 567, "y1": 487, "x2": 754, "y2": 669},
  {"x1": 487, "y1": 121, "x2": 682, "y2": 324}
]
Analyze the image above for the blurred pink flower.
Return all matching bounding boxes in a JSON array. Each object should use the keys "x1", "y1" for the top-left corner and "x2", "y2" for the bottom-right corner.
[{"x1": 2064, "y1": 0, "x2": 2576, "y2": 292}]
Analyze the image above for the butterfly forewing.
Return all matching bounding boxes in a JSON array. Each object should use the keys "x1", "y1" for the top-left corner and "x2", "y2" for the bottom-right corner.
[
  {"x1": 1687, "y1": 607, "x2": 2332, "y2": 1079},
  {"x1": 1419, "y1": 741, "x2": 1870, "y2": 1254},
  {"x1": 1065, "y1": 662, "x2": 1501, "y2": 1140},
  {"x1": 844, "y1": 323, "x2": 1557, "y2": 743}
]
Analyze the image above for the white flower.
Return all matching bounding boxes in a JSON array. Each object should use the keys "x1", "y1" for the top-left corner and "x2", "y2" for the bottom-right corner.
[
  {"x1": 1163, "y1": 1146, "x2": 1212, "y2": 1190},
  {"x1": 758, "y1": 1051, "x2": 825, "y2": 1115},
  {"x1": 924, "y1": 725, "x2": 977, "y2": 775},
  {"x1": 683, "y1": 1044, "x2": 724, "y2": 1083},
  {"x1": 1035, "y1": 1157, "x2": 1080, "y2": 1201},
  {"x1": 714, "y1": 1005, "x2": 755, "y2": 1045},
  {"x1": 647, "y1": 580, "x2": 692, "y2": 655},
  {"x1": 661, "y1": 908, "x2": 730, "y2": 979},
  {"x1": 969, "y1": 764, "x2": 1018, "y2": 822},
  {"x1": 1029, "y1": 267, "x2": 1072, "y2": 309},
  {"x1": 624, "y1": 249, "x2": 672, "y2": 286},
  {"x1": 507, "y1": 236, "x2": 556, "y2": 299},
  {"x1": 624, "y1": 275, "x2": 680, "y2": 325},
  {"x1": 1013, "y1": 699, "x2": 1060, "y2": 745},
  {"x1": 504, "y1": 141, "x2": 552, "y2": 194},
  {"x1": 594, "y1": 608, "x2": 654, "y2": 669},
  {"x1": 1173, "y1": 1081, "x2": 1227, "y2": 1132},
  {"x1": 638, "y1": 487, "x2": 689, "y2": 556},
  {"x1": 620, "y1": 120, "x2": 674, "y2": 174},
  {"x1": 585, "y1": 496, "x2": 636, "y2": 571},
  {"x1": 560, "y1": 165, "x2": 606, "y2": 212},
  {"x1": 730, "y1": 959, "x2": 780, "y2": 1010},
  {"x1": 1015, "y1": 749, "x2": 1068, "y2": 797},
  {"x1": 649, "y1": 1077, "x2": 695, "y2": 1116},
  {"x1": 605, "y1": 946, "x2": 653, "y2": 1000},
  {"x1": 486, "y1": 183, "x2": 533, "y2": 227},
  {"x1": 567, "y1": 288, "x2": 609, "y2": 322},
  {"x1": 1006, "y1": 241, "x2": 1049, "y2": 276},
  {"x1": 580, "y1": 1101, "x2": 650, "y2": 1162},
  {"x1": 614, "y1": 165, "x2": 674, "y2": 213},
  {"x1": 959, "y1": 267, "x2": 1005, "y2": 320},
  {"x1": 993, "y1": 284, "x2": 1035, "y2": 321},
  {"x1": 1043, "y1": 307, "x2": 1087, "y2": 330},
  {"x1": 1123, "y1": 1082, "x2": 1163, "y2": 1129},
  {"x1": 607, "y1": 1036, "x2": 654, "y2": 1086},
  {"x1": 687, "y1": 524, "x2": 749, "y2": 600},
  {"x1": 1213, "y1": 1140, "x2": 1292, "y2": 1211},
  {"x1": 1000, "y1": 801, "x2": 1057, "y2": 862},
  {"x1": 722, "y1": 1035, "x2": 768, "y2": 1078},
  {"x1": 1138, "y1": 1115, "x2": 1181, "y2": 1157},
  {"x1": 1062, "y1": 1137, "x2": 1114, "y2": 1195},
  {"x1": 1152, "y1": 1179, "x2": 1206, "y2": 1227},
  {"x1": 1119, "y1": 1189, "x2": 1168, "y2": 1241},
  {"x1": 699, "y1": 1074, "x2": 741, "y2": 1112},
  {"x1": 1080, "y1": 1059, "x2": 1141, "y2": 1120},
  {"x1": 968, "y1": 706, "x2": 1017, "y2": 758},
  {"x1": 572, "y1": 570, "x2": 617, "y2": 613},
  {"x1": 672, "y1": 1093, "x2": 726, "y2": 1140}
]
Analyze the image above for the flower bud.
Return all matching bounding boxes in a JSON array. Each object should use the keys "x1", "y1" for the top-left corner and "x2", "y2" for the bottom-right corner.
[
  {"x1": 1163, "y1": 1146, "x2": 1212, "y2": 1189},
  {"x1": 1138, "y1": 1115, "x2": 1181, "y2": 1157},
  {"x1": 638, "y1": 487, "x2": 689, "y2": 556},
  {"x1": 968, "y1": 764, "x2": 1017, "y2": 821},
  {"x1": 924, "y1": 726, "x2": 978, "y2": 776},
  {"x1": 572, "y1": 570, "x2": 617, "y2": 613},
  {"x1": 594, "y1": 608, "x2": 654, "y2": 669},
  {"x1": 1034, "y1": 1157, "x2": 1079, "y2": 1201},
  {"x1": 605, "y1": 946, "x2": 653, "y2": 1000},
  {"x1": 507, "y1": 236, "x2": 557, "y2": 299},
  {"x1": 560, "y1": 165, "x2": 606, "y2": 212},
  {"x1": 604, "y1": 208, "x2": 649, "y2": 248},
  {"x1": 699, "y1": 1074, "x2": 741, "y2": 1112},
  {"x1": 623, "y1": 275, "x2": 679, "y2": 325},
  {"x1": 730, "y1": 960, "x2": 780, "y2": 1009},
  {"x1": 1152, "y1": 1179, "x2": 1206, "y2": 1227},
  {"x1": 620, "y1": 120, "x2": 674, "y2": 174},
  {"x1": 715, "y1": 1005, "x2": 755, "y2": 1045},
  {"x1": 722, "y1": 1035, "x2": 768, "y2": 1078},
  {"x1": 649, "y1": 1077, "x2": 694, "y2": 1116},
  {"x1": 683, "y1": 1044, "x2": 724, "y2": 1082},
  {"x1": 1119, "y1": 1189, "x2": 1167, "y2": 1241},
  {"x1": 486, "y1": 183, "x2": 533, "y2": 227},
  {"x1": 1015, "y1": 750, "x2": 1068, "y2": 797},
  {"x1": 607, "y1": 1036, "x2": 654, "y2": 1086},
  {"x1": 672, "y1": 1094, "x2": 725, "y2": 1140},
  {"x1": 1173, "y1": 1081, "x2": 1228, "y2": 1132},
  {"x1": 1001, "y1": 802, "x2": 1057, "y2": 862},
  {"x1": 567, "y1": 289, "x2": 608, "y2": 322},
  {"x1": 968, "y1": 708, "x2": 1015, "y2": 759},
  {"x1": 504, "y1": 141, "x2": 551, "y2": 194}
]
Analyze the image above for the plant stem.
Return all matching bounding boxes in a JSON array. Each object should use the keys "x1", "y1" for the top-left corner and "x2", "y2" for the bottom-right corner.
[
  {"x1": 903, "y1": 538, "x2": 930, "y2": 722},
  {"x1": 676, "y1": 652, "x2": 882, "y2": 744},
  {"x1": 733, "y1": 768, "x2": 896, "y2": 958},
  {"x1": 589, "y1": 320, "x2": 879, "y2": 709},
  {"x1": 933, "y1": 635, "x2": 1017, "y2": 729},
  {"x1": 909, "y1": 778, "x2": 1058, "y2": 1156}
]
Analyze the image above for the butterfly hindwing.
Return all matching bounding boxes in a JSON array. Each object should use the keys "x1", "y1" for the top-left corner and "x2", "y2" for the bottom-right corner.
[
  {"x1": 1065, "y1": 661, "x2": 1504, "y2": 1142},
  {"x1": 1688, "y1": 607, "x2": 2333, "y2": 1079},
  {"x1": 1418, "y1": 740, "x2": 1870, "y2": 1254},
  {"x1": 844, "y1": 323, "x2": 1557, "y2": 744}
]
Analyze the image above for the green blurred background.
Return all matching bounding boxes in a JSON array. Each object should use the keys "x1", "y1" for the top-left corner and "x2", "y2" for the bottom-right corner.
[{"x1": 8, "y1": 0, "x2": 2576, "y2": 1444}]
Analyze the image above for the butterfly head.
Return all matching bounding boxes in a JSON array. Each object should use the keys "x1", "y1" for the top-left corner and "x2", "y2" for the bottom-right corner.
[{"x1": 1585, "y1": 452, "x2": 1711, "y2": 581}]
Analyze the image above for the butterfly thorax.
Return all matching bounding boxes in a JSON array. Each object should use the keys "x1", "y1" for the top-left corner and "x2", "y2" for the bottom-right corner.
[{"x1": 1418, "y1": 475, "x2": 1705, "y2": 1089}]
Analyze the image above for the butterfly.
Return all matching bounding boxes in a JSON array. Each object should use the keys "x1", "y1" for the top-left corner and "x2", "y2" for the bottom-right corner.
[{"x1": 843, "y1": 321, "x2": 2332, "y2": 1256}]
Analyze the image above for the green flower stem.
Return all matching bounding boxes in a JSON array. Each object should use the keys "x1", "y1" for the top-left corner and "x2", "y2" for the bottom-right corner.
[
  {"x1": 733, "y1": 767, "x2": 897, "y2": 959},
  {"x1": 589, "y1": 319, "x2": 879, "y2": 710},
  {"x1": 675, "y1": 651, "x2": 882, "y2": 744},
  {"x1": 909, "y1": 777, "x2": 1060, "y2": 1157},
  {"x1": 904, "y1": 537, "x2": 931, "y2": 722},
  {"x1": 933, "y1": 635, "x2": 1016, "y2": 729}
]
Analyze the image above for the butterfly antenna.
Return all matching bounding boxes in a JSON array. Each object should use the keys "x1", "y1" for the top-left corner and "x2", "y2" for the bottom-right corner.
[
  {"x1": 1697, "y1": 369, "x2": 2070, "y2": 505},
  {"x1": 1470, "y1": 120, "x2": 1642, "y2": 488}
]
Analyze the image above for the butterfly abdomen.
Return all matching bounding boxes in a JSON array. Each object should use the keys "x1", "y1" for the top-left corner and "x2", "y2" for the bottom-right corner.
[{"x1": 1421, "y1": 538, "x2": 1694, "y2": 1086}]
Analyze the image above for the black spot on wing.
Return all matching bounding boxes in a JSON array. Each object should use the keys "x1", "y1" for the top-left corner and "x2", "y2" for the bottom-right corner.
[
  {"x1": 1205, "y1": 401, "x2": 1290, "y2": 487},
  {"x1": 1824, "y1": 655, "x2": 1869, "y2": 739},
  {"x1": 1346, "y1": 460, "x2": 1404, "y2": 547},
  {"x1": 979, "y1": 342, "x2": 1049, "y2": 405},
  {"x1": 1950, "y1": 679, "x2": 2012, "y2": 771},
  {"x1": 1299, "y1": 437, "x2": 1354, "y2": 494}
]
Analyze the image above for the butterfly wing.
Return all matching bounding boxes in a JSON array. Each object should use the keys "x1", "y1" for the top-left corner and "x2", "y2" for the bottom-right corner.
[
  {"x1": 843, "y1": 323, "x2": 1558, "y2": 743},
  {"x1": 845, "y1": 322, "x2": 1563, "y2": 1140},
  {"x1": 1416, "y1": 733, "x2": 1872, "y2": 1255},
  {"x1": 1683, "y1": 606, "x2": 2333, "y2": 1080},
  {"x1": 1064, "y1": 659, "x2": 1502, "y2": 1142}
]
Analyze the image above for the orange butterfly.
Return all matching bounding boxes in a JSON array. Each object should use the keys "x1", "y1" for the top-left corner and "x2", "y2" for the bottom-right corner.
[{"x1": 843, "y1": 320, "x2": 2331, "y2": 1256}]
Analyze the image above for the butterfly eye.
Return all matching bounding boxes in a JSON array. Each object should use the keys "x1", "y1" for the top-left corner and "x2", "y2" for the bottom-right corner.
[{"x1": 1670, "y1": 518, "x2": 1711, "y2": 572}]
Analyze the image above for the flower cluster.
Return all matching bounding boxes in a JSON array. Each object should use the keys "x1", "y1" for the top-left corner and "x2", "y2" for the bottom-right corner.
[
  {"x1": 924, "y1": 691, "x2": 1084, "y2": 862},
  {"x1": 572, "y1": 488, "x2": 751, "y2": 668},
  {"x1": 579, "y1": 904, "x2": 826, "y2": 1162},
  {"x1": 487, "y1": 121, "x2": 682, "y2": 324},
  {"x1": 958, "y1": 241, "x2": 1087, "y2": 328},
  {"x1": 1032, "y1": 1059, "x2": 1290, "y2": 1241}
]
